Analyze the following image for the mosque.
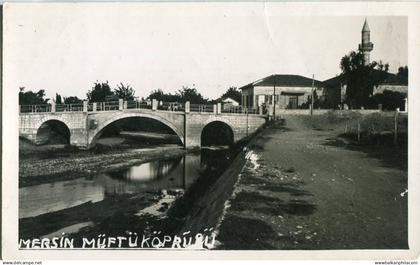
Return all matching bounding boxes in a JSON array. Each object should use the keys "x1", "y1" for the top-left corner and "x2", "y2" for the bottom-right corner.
[{"x1": 239, "y1": 19, "x2": 408, "y2": 110}]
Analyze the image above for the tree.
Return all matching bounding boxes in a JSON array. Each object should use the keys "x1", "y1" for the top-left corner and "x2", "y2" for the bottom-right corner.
[
  {"x1": 340, "y1": 51, "x2": 389, "y2": 108},
  {"x1": 148, "y1": 89, "x2": 165, "y2": 101},
  {"x1": 370, "y1": 90, "x2": 406, "y2": 111},
  {"x1": 19, "y1": 87, "x2": 49, "y2": 105},
  {"x1": 114, "y1": 83, "x2": 136, "y2": 101},
  {"x1": 176, "y1": 85, "x2": 207, "y2": 104},
  {"x1": 55, "y1": 93, "x2": 63, "y2": 104},
  {"x1": 147, "y1": 85, "x2": 208, "y2": 104},
  {"x1": 147, "y1": 89, "x2": 180, "y2": 102},
  {"x1": 86, "y1": 81, "x2": 114, "y2": 102},
  {"x1": 397, "y1": 66, "x2": 408, "y2": 85},
  {"x1": 64, "y1": 96, "x2": 83, "y2": 104},
  {"x1": 221, "y1": 86, "x2": 241, "y2": 103}
]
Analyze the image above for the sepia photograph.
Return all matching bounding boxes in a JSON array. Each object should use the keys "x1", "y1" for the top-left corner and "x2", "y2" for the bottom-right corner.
[{"x1": 2, "y1": 2, "x2": 420, "y2": 261}]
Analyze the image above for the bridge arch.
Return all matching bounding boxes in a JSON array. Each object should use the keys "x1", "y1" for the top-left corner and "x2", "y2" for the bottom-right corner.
[
  {"x1": 88, "y1": 112, "x2": 184, "y2": 148},
  {"x1": 36, "y1": 119, "x2": 71, "y2": 145},
  {"x1": 201, "y1": 118, "x2": 235, "y2": 147}
]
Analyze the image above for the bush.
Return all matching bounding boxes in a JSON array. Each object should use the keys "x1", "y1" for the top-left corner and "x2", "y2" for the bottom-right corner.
[{"x1": 369, "y1": 90, "x2": 406, "y2": 111}]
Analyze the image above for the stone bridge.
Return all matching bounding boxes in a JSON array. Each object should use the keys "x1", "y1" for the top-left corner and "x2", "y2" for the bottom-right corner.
[{"x1": 19, "y1": 100, "x2": 267, "y2": 149}]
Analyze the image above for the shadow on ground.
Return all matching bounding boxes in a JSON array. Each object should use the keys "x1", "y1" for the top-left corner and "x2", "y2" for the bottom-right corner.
[
  {"x1": 216, "y1": 214, "x2": 279, "y2": 250},
  {"x1": 323, "y1": 134, "x2": 407, "y2": 171}
]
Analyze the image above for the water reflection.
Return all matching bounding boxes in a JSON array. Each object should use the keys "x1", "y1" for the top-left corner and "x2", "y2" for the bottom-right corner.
[
  {"x1": 19, "y1": 178, "x2": 105, "y2": 219},
  {"x1": 19, "y1": 146, "x2": 240, "y2": 244},
  {"x1": 128, "y1": 158, "x2": 180, "y2": 182},
  {"x1": 107, "y1": 157, "x2": 181, "y2": 183},
  {"x1": 19, "y1": 150, "x2": 209, "y2": 219}
]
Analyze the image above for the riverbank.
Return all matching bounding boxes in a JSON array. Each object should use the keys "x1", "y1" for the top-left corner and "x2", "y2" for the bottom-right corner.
[
  {"x1": 19, "y1": 140, "x2": 187, "y2": 187},
  {"x1": 216, "y1": 114, "x2": 408, "y2": 249},
  {"x1": 19, "y1": 144, "x2": 245, "y2": 248}
]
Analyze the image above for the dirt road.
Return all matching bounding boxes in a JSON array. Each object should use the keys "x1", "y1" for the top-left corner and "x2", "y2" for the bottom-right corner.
[{"x1": 217, "y1": 116, "x2": 408, "y2": 249}]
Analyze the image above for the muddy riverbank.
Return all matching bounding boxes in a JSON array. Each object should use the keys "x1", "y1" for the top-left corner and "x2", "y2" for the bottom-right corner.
[
  {"x1": 19, "y1": 140, "x2": 188, "y2": 187},
  {"x1": 19, "y1": 147, "x2": 247, "y2": 248},
  {"x1": 19, "y1": 134, "x2": 251, "y2": 248}
]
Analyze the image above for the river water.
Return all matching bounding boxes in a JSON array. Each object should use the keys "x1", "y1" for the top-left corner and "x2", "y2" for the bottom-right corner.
[{"x1": 19, "y1": 146, "x2": 240, "y2": 247}]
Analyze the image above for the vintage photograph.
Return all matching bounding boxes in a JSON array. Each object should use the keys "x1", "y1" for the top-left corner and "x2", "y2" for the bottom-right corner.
[{"x1": 3, "y1": 3, "x2": 412, "y2": 253}]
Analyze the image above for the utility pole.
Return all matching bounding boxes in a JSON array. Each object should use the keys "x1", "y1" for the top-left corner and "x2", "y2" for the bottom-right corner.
[
  {"x1": 310, "y1": 74, "x2": 314, "y2": 116},
  {"x1": 246, "y1": 107, "x2": 249, "y2": 136},
  {"x1": 273, "y1": 75, "x2": 276, "y2": 120}
]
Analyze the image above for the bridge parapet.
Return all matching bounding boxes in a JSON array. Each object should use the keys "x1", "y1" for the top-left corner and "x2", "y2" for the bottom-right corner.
[
  {"x1": 19, "y1": 100, "x2": 267, "y2": 149},
  {"x1": 19, "y1": 100, "x2": 263, "y2": 116}
]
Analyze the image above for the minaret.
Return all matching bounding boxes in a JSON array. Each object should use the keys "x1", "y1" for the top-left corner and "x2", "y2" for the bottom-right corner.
[{"x1": 358, "y1": 18, "x2": 374, "y2": 65}]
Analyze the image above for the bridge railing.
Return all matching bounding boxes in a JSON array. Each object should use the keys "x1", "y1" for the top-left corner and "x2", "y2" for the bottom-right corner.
[
  {"x1": 190, "y1": 104, "x2": 214, "y2": 113},
  {"x1": 87, "y1": 103, "x2": 94, "y2": 112},
  {"x1": 20, "y1": 104, "x2": 52, "y2": 113},
  {"x1": 19, "y1": 100, "x2": 265, "y2": 116},
  {"x1": 157, "y1": 102, "x2": 185, "y2": 112},
  {"x1": 221, "y1": 105, "x2": 261, "y2": 115},
  {"x1": 55, "y1": 103, "x2": 84, "y2": 112},
  {"x1": 95, "y1": 101, "x2": 120, "y2": 111},
  {"x1": 126, "y1": 100, "x2": 153, "y2": 110}
]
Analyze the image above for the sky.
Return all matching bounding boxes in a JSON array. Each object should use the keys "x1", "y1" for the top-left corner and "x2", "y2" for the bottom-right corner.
[{"x1": 6, "y1": 3, "x2": 408, "y2": 101}]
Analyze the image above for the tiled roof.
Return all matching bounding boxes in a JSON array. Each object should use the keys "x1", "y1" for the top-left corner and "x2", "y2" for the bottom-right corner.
[
  {"x1": 380, "y1": 71, "x2": 408, "y2": 85},
  {"x1": 323, "y1": 75, "x2": 346, "y2": 88},
  {"x1": 239, "y1": 74, "x2": 323, "y2": 90},
  {"x1": 323, "y1": 70, "x2": 408, "y2": 88}
]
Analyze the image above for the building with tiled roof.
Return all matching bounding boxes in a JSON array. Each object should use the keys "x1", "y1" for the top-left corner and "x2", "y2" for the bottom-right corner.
[
  {"x1": 323, "y1": 70, "x2": 408, "y2": 108},
  {"x1": 239, "y1": 74, "x2": 324, "y2": 109}
]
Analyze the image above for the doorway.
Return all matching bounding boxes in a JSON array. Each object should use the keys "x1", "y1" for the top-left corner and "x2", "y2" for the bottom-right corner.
[{"x1": 288, "y1": 96, "x2": 299, "y2": 109}]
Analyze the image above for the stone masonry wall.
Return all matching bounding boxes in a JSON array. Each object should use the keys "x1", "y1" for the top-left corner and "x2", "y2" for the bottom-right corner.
[
  {"x1": 19, "y1": 112, "x2": 88, "y2": 146},
  {"x1": 19, "y1": 110, "x2": 267, "y2": 149},
  {"x1": 185, "y1": 113, "x2": 266, "y2": 147},
  {"x1": 86, "y1": 109, "x2": 186, "y2": 148}
]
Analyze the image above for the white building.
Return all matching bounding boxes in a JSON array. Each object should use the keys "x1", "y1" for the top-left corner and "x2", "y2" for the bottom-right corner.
[
  {"x1": 239, "y1": 74, "x2": 324, "y2": 109},
  {"x1": 222, "y1": 97, "x2": 240, "y2": 110}
]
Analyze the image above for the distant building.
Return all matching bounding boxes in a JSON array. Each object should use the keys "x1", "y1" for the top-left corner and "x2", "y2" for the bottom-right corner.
[
  {"x1": 373, "y1": 72, "x2": 408, "y2": 95},
  {"x1": 222, "y1": 97, "x2": 239, "y2": 110},
  {"x1": 323, "y1": 71, "x2": 408, "y2": 108},
  {"x1": 239, "y1": 74, "x2": 324, "y2": 109}
]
